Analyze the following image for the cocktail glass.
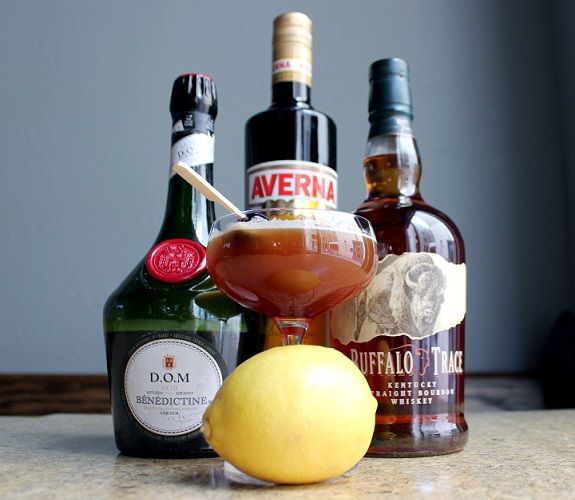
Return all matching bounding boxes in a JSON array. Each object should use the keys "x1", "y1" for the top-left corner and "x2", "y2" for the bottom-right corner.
[{"x1": 206, "y1": 208, "x2": 378, "y2": 346}]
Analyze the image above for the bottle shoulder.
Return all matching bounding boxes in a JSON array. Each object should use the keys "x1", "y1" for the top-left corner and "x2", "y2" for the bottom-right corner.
[
  {"x1": 103, "y1": 259, "x2": 215, "y2": 317},
  {"x1": 246, "y1": 105, "x2": 335, "y2": 127},
  {"x1": 245, "y1": 106, "x2": 337, "y2": 169},
  {"x1": 356, "y1": 198, "x2": 465, "y2": 262}
]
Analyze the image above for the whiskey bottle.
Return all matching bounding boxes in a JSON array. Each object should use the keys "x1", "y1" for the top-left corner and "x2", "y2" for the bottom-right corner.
[
  {"x1": 330, "y1": 58, "x2": 468, "y2": 456},
  {"x1": 243, "y1": 12, "x2": 337, "y2": 357},
  {"x1": 104, "y1": 73, "x2": 246, "y2": 458}
]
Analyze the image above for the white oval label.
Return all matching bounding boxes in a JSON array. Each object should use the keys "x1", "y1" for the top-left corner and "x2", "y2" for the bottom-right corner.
[{"x1": 124, "y1": 338, "x2": 223, "y2": 436}]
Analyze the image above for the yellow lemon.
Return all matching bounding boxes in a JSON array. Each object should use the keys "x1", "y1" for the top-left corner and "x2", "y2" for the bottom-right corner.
[{"x1": 202, "y1": 345, "x2": 376, "y2": 484}]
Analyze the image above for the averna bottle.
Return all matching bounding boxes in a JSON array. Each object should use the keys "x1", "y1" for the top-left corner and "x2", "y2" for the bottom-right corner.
[
  {"x1": 243, "y1": 12, "x2": 337, "y2": 358},
  {"x1": 104, "y1": 73, "x2": 245, "y2": 458},
  {"x1": 330, "y1": 59, "x2": 468, "y2": 456}
]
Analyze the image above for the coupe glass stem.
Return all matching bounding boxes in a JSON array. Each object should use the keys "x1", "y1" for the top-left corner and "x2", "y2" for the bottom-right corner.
[{"x1": 273, "y1": 319, "x2": 310, "y2": 346}]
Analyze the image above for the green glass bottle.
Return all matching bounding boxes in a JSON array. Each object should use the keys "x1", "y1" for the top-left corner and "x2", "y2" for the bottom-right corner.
[{"x1": 104, "y1": 73, "x2": 247, "y2": 458}]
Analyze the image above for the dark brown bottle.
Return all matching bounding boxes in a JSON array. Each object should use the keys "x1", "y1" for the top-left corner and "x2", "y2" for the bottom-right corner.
[
  {"x1": 330, "y1": 58, "x2": 467, "y2": 456},
  {"x1": 242, "y1": 12, "x2": 336, "y2": 358}
]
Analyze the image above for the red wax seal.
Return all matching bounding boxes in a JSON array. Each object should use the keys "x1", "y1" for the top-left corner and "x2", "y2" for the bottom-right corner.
[{"x1": 145, "y1": 238, "x2": 206, "y2": 284}]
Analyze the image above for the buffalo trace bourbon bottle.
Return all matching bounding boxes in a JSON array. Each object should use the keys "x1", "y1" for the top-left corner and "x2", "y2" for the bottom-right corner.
[
  {"x1": 330, "y1": 59, "x2": 468, "y2": 456},
  {"x1": 104, "y1": 74, "x2": 247, "y2": 458},
  {"x1": 243, "y1": 12, "x2": 337, "y2": 357}
]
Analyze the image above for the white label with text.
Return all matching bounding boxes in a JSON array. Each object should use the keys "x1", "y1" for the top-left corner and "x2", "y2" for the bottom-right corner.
[
  {"x1": 247, "y1": 160, "x2": 337, "y2": 209},
  {"x1": 170, "y1": 134, "x2": 214, "y2": 176},
  {"x1": 124, "y1": 339, "x2": 222, "y2": 436}
]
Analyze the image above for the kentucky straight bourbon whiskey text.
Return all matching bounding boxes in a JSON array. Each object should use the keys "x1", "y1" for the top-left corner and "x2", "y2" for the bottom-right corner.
[{"x1": 330, "y1": 58, "x2": 467, "y2": 457}]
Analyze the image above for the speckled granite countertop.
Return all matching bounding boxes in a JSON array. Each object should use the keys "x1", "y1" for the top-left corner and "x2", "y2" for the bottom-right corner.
[{"x1": 0, "y1": 411, "x2": 573, "y2": 498}]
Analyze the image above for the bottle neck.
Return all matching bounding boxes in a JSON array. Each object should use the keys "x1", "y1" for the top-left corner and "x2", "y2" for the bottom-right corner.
[
  {"x1": 271, "y1": 81, "x2": 311, "y2": 106},
  {"x1": 364, "y1": 114, "x2": 422, "y2": 201},
  {"x1": 155, "y1": 112, "x2": 215, "y2": 247}
]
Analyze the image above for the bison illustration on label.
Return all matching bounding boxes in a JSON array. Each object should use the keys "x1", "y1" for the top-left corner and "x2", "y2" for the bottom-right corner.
[
  {"x1": 331, "y1": 252, "x2": 466, "y2": 343},
  {"x1": 368, "y1": 254, "x2": 445, "y2": 339}
]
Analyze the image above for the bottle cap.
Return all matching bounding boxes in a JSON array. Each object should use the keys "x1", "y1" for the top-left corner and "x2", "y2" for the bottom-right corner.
[
  {"x1": 369, "y1": 58, "x2": 413, "y2": 121},
  {"x1": 272, "y1": 12, "x2": 313, "y2": 86},
  {"x1": 170, "y1": 73, "x2": 217, "y2": 117}
]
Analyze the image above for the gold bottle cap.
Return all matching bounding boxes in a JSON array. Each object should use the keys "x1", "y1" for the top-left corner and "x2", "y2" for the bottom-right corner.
[{"x1": 272, "y1": 12, "x2": 313, "y2": 87}]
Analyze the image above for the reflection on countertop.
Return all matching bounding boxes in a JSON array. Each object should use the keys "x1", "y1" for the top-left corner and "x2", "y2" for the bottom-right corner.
[{"x1": 465, "y1": 376, "x2": 544, "y2": 412}]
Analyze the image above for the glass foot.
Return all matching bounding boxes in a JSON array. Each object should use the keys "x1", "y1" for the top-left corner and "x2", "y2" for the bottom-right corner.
[
  {"x1": 223, "y1": 461, "x2": 274, "y2": 486},
  {"x1": 222, "y1": 461, "x2": 360, "y2": 486}
]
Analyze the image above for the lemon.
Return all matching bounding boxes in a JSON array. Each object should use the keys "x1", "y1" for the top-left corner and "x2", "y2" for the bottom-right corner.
[{"x1": 202, "y1": 345, "x2": 376, "y2": 484}]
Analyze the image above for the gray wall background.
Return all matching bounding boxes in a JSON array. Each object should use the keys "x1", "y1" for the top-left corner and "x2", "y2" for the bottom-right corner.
[{"x1": 1, "y1": 0, "x2": 573, "y2": 374}]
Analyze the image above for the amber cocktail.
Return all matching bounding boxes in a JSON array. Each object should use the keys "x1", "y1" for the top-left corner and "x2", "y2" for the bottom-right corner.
[{"x1": 207, "y1": 208, "x2": 378, "y2": 345}]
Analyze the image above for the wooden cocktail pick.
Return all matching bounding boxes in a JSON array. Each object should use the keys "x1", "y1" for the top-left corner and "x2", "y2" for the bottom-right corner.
[{"x1": 172, "y1": 161, "x2": 245, "y2": 219}]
